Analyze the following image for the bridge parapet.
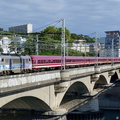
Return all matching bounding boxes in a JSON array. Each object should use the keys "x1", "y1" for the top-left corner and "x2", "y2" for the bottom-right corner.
[
  {"x1": 0, "y1": 71, "x2": 61, "y2": 93},
  {"x1": 94, "y1": 66, "x2": 101, "y2": 74},
  {"x1": 69, "y1": 67, "x2": 95, "y2": 78},
  {"x1": 0, "y1": 63, "x2": 119, "y2": 94},
  {"x1": 100, "y1": 64, "x2": 118, "y2": 72},
  {"x1": 114, "y1": 63, "x2": 120, "y2": 69}
]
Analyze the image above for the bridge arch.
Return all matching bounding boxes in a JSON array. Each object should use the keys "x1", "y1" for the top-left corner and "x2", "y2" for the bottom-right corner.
[
  {"x1": 0, "y1": 85, "x2": 56, "y2": 110},
  {"x1": 1, "y1": 96, "x2": 51, "y2": 111},
  {"x1": 110, "y1": 72, "x2": 119, "y2": 83},
  {"x1": 94, "y1": 75, "x2": 108, "y2": 89},
  {"x1": 65, "y1": 81, "x2": 89, "y2": 95},
  {"x1": 59, "y1": 81, "x2": 89, "y2": 107}
]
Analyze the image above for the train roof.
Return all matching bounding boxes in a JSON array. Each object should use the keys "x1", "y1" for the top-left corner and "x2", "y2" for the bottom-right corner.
[
  {"x1": 30, "y1": 55, "x2": 95, "y2": 60},
  {"x1": 30, "y1": 55, "x2": 120, "y2": 60},
  {"x1": 30, "y1": 55, "x2": 65, "y2": 60},
  {"x1": 0, "y1": 54, "x2": 31, "y2": 59}
]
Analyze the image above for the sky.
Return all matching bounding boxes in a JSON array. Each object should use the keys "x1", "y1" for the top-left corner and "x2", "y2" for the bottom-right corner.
[{"x1": 0, "y1": 0, "x2": 120, "y2": 37}]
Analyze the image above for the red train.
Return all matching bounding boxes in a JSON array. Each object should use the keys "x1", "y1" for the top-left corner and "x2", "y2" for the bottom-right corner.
[{"x1": 30, "y1": 55, "x2": 120, "y2": 71}]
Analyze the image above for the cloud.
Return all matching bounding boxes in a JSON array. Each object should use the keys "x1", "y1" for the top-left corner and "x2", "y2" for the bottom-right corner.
[{"x1": 0, "y1": 0, "x2": 120, "y2": 36}]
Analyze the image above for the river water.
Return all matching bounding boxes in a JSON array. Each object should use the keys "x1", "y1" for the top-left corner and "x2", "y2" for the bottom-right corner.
[
  {"x1": 67, "y1": 81, "x2": 120, "y2": 120},
  {"x1": 67, "y1": 110, "x2": 120, "y2": 120}
]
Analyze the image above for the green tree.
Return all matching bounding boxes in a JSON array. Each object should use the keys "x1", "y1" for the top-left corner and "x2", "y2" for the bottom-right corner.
[
  {"x1": 40, "y1": 26, "x2": 72, "y2": 42},
  {"x1": 22, "y1": 35, "x2": 36, "y2": 55}
]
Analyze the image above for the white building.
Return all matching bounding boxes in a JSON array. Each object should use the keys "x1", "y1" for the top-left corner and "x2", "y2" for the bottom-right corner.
[
  {"x1": 11, "y1": 37, "x2": 26, "y2": 44},
  {"x1": 0, "y1": 37, "x2": 11, "y2": 53},
  {"x1": 0, "y1": 37, "x2": 26, "y2": 54},
  {"x1": 71, "y1": 40, "x2": 95, "y2": 53},
  {"x1": 9, "y1": 23, "x2": 32, "y2": 33}
]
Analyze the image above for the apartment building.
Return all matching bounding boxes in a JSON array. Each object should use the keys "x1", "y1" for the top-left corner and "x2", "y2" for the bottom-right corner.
[
  {"x1": 105, "y1": 30, "x2": 120, "y2": 57},
  {"x1": 9, "y1": 23, "x2": 32, "y2": 33}
]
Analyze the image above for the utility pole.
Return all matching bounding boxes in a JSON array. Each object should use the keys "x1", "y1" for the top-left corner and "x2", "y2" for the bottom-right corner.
[
  {"x1": 95, "y1": 32, "x2": 98, "y2": 66},
  {"x1": 66, "y1": 39, "x2": 68, "y2": 56},
  {"x1": 36, "y1": 34, "x2": 39, "y2": 55},
  {"x1": 61, "y1": 19, "x2": 66, "y2": 70},
  {"x1": 112, "y1": 38, "x2": 114, "y2": 65}
]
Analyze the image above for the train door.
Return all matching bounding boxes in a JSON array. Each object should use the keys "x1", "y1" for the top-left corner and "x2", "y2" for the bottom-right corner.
[
  {"x1": 23, "y1": 59, "x2": 25, "y2": 68},
  {"x1": 9, "y1": 59, "x2": 12, "y2": 69}
]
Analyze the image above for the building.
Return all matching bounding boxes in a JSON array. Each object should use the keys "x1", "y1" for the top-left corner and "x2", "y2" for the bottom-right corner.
[
  {"x1": 71, "y1": 40, "x2": 95, "y2": 54},
  {"x1": 0, "y1": 37, "x2": 11, "y2": 53},
  {"x1": 105, "y1": 30, "x2": 120, "y2": 57},
  {"x1": 11, "y1": 37, "x2": 26, "y2": 44},
  {"x1": 98, "y1": 37, "x2": 105, "y2": 57},
  {"x1": 9, "y1": 24, "x2": 32, "y2": 33},
  {"x1": 0, "y1": 36, "x2": 27, "y2": 54}
]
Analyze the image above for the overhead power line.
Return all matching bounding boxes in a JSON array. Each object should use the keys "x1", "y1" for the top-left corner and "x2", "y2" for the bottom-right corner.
[{"x1": 33, "y1": 19, "x2": 62, "y2": 32}]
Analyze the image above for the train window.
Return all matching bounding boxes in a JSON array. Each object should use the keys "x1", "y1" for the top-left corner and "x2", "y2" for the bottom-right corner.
[
  {"x1": 5, "y1": 59, "x2": 9, "y2": 64},
  {"x1": 46, "y1": 60, "x2": 49, "y2": 63},
  {"x1": 13, "y1": 59, "x2": 20, "y2": 64},
  {"x1": 48, "y1": 60, "x2": 51, "y2": 63},
  {"x1": 80, "y1": 59, "x2": 83, "y2": 62},
  {"x1": 56, "y1": 60, "x2": 59, "y2": 63},
  {"x1": 1, "y1": 58, "x2": 4, "y2": 62},
  {"x1": 40, "y1": 60, "x2": 43, "y2": 63},
  {"x1": 38, "y1": 60, "x2": 41, "y2": 64},
  {"x1": 66, "y1": 60, "x2": 70, "y2": 62},
  {"x1": 26, "y1": 59, "x2": 29, "y2": 63}
]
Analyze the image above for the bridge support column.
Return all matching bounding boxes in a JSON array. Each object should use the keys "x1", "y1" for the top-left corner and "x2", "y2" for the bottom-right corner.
[
  {"x1": 54, "y1": 70, "x2": 70, "y2": 93},
  {"x1": 60, "y1": 70, "x2": 70, "y2": 81},
  {"x1": 108, "y1": 65, "x2": 116, "y2": 76},
  {"x1": 108, "y1": 70, "x2": 115, "y2": 76},
  {"x1": 90, "y1": 66, "x2": 101, "y2": 82},
  {"x1": 94, "y1": 66, "x2": 101, "y2": 74},
  {"x1": 44, "y1": 109, "x2": 67, "y2": 120},
  {"x1": 91, "y1": 74, "x2": 100, "y2": 82},
  {"x1": 57, "y1": 116, "x2": 67, "y2": 120}
]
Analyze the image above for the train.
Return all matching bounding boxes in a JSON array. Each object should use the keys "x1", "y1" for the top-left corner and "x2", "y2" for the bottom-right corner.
[{"x1": 0, "y1": 54, "x2": 120, "y2": 75}]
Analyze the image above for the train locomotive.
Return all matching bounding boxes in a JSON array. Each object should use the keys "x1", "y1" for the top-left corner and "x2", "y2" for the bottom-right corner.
[
  {"x1": 0, "y1": 54, "x2": 32, "y2": 75},
  {"x1": 0, "y1": 54, "x2": 120, "y2": 75}
]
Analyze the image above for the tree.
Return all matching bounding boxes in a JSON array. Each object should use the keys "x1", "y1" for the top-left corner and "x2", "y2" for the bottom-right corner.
[
  {"x1": 22, "y1": 35, "x2": 36, "y2": 55},
  {"x1": 39, "y1": 26, "x2": 72, "y2": 42},
  {"x1": 71, "y1": 33, "x2": 95, "y2": 43}
]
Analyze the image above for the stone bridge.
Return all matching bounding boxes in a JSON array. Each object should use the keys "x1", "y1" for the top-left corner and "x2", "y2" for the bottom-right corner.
[{"x1": 0, "y1": 63, "x2": 119, "y2": 119}]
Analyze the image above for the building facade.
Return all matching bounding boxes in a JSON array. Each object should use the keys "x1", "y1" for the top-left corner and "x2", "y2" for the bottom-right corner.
[
  {"x1": 71, "y1": 40, "x2": 95, "y2": 54},
  {"x1": 9, "y1": 24, "x2": 32, "y2": 33},
  {"x1": 98, "y1": 37, "x2": 105, "y2": 57},
  {"x1": 105, "y1": 31, "x2": 120, "y2": 57}
]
